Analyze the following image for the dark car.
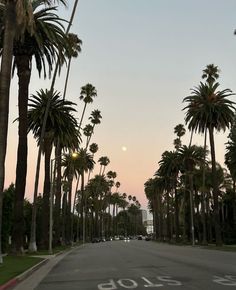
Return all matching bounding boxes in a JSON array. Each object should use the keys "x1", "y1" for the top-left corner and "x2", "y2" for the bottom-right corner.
[{"x1": 137, "y1": 235, "x2": 143, "y2": 240}]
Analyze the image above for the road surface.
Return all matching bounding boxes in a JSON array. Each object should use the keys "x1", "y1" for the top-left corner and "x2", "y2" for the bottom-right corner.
[{"x1": 15, "y1": 240, "x2": 236, "y2": 289}]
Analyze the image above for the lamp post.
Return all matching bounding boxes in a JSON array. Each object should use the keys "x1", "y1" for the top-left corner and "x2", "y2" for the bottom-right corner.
[{"x1": 49, "y1": 151, "x2": 79, "y2": 254}]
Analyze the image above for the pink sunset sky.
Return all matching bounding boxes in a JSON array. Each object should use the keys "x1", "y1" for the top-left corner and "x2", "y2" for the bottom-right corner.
[{"x1": 4, "y1": 0, "x2": 236, "y2": 211}]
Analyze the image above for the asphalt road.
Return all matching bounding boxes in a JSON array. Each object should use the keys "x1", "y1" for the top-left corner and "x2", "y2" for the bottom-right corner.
[{"x1": 16, "y1": 240, "x2": 236, "y2": 289}]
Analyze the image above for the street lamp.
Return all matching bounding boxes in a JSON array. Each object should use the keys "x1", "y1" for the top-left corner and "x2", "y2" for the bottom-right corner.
[{"x1": 49, "y1": 151, "x2": 79, "y2": 254}]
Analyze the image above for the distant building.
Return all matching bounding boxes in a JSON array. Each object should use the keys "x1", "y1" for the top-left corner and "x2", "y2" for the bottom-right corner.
[
  {"x1": 141, "y1": 209, "x2": 147, "y2": 222},
  {"x1": 143, "y1": 220, "x2": 154, "y2": 234}
]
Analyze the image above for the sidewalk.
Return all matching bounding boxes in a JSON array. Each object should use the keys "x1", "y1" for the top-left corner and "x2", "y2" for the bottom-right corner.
[{"x1": 0, "y1": 248, "x2": 77, "y2": 290}]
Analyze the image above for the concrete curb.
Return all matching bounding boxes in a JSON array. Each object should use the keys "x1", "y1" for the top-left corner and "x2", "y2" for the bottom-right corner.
[
  {"x1": 0, "y1": 258, "x2": 48, "y2": 290},
  {"x1": 0, "y1": 246, "x2": 80, "y2": 290}
]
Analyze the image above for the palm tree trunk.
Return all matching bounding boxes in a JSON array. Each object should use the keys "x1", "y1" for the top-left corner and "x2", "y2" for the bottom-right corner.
[
  {"x1": 63, "y1": 57, "x2": 72, "y2": 100},
  {"x1": 54, "y1": 143, "x2": 62, "y2": 246},
  {"x1": 174, "y1": 187, "x2": 179, "y2": 243},
  {"x1": 41, "y1": 136, "x2": 52, "y2": 249},
  {"x1": 208, "y1": 126, "x2": 222, "y2": 246},
  {"x1": 166, "y1": 191, "x2": 171, "y2": 241},
  {"x1": 0, "y1": 0, "x2": 16, "y2": 263},
  {"x1": 189, "y1": 174, "x2": 195, "y2": 246},
  {"x1": 66, "y1": 174, "x2": 73, "y2": 243},
  {"x1": 61, "y1": 191, "x2": 67, "y2": 245},
  {"x1": 29, "y1": 144, "x2": 42, "y2": 252},
  {"x1": 79, "y1": 103, "x2": 87, "y2": 130},
  {"x1": 201, "y1": 130, "x2": 207, "y2": 245},
  {"x1": 11, "y1": 55, "x2": 31, "y2": 253},
  {"x1": 71, "y1": 175, "x2": 80, "y2": 242},
  {"x1": 233, "y1": 180, "x2": 236, "y2": 230},
  {"x1": 81, "y1": 172, "x2": 85, "y2": 243}
]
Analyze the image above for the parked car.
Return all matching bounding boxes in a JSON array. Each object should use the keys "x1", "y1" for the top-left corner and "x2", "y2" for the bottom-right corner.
[{"x1": 137, "y1": 235, "x2": 143, "y2": 240}]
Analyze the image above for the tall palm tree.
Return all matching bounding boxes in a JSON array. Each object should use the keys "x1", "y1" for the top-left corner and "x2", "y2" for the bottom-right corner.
[
  {"x1": 61, "y1": 152, "x2": 81, "y2": 243},
  {"x1": 178, "y1": 145, "x2": 205, "y2": 245},
  {"x1": 83, "y1": 124, "x2": 93, "y2": 148},
  {"x1": 11, "y1": 0, "x2": 71, "y2": 254},
  {"x1": 158, "y1": 150, "x2": 180, "y2": 241},
  {"x1": 62, "y1": 33, "x2": 82, "y2": 100},
  {"x1": 28, "y1": 89, "x2": 78, "y2": 250},
  {"x1": 87, "y1": 143, "x2": 98, "y2": 182},
  {"x1": 0, "y1": 2, "x2": 17, "y2": 262},
  {"x1": 0, "y1": 0, "x2": 68, "y2": 265},
  {"x1": 201, "y1": 64, "x2": 220, "y2": 244},
  {"x1": 174, "y1": 124, "x2": 186, "y2": 143},
  {"x1": 72, "y1": 149, "x2": 94, "y2": 243},
  {"x1": 86, "y1": 110, "x2": 102, "y2": 149},
  {"x1": 183, "y1": 80, "x2": 235, "y2": 245},
  {"x1": 98, "y1": 156, "x2": 110, "y2": 175},
  {"x1": 79, "y1": 83, "x2": 97, "y2": 129},
  {"x1": 202, "y1": 64, "x2": 219, "y2": 86},
  {"x1": 225, "y1": 117, "x2": 236, "y2": 227},
  {"x1": 86, "y1": 174, "x2": 110, "y2": 238}
]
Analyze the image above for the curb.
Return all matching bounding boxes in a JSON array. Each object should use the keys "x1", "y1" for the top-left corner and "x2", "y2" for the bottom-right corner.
[
  {"x1": 0, "y1": 258, "x2": 49, "y2": 290},
  {"x1": 0, "y1": 246, "x2": 80, "y2": 290}
]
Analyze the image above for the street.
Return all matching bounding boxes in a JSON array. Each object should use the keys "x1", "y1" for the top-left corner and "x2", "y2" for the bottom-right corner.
[{"x1": 17, "y1": 240, "x2": 236, "y2": 289}]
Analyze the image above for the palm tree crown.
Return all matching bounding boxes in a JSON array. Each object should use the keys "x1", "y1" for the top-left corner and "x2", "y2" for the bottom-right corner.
[
  {"x1": 183, "y1": 82, "x2": 235, "y2": 134},
  {"x1": 28, "y1": 89, "x2": 79, "y2": 146}
]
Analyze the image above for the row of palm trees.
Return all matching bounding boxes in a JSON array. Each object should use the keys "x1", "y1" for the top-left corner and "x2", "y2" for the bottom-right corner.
[
  {"x1": 145, "y1": 64, "x2": 236, "y2": 246},
  {"x1": 0, "y1": 1, "x2": 145, "y2": 262},
  {"x1": 0, "y1": 0, "x2": 81, "y2": 262}
]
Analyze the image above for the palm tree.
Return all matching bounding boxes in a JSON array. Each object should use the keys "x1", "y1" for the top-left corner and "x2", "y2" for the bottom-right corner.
[
  {"x1": 62, "y1": 33, "x2": 82, "y2": 100},
  {"x1": 178, "y1": 145, "x2": 205, "y2": 245},
  {"x1": 98, "y1": 156, "x2": 110, "y2": 175},
  {"x1": 83, "y1": 124, "x2": 93, "y2": 147},
  {"x1": 173, "y1": 124, "x2": 186, "y2": 150},
  {"x1": 0, "y1": 1, "x2": 17, "y2": 260},
  {"x1": 0, "y1": 0, "x2": 68, "y2": 265},
  {"x1": 158, "y1": 150, "x2": 180, "y2": 241},
  {"x1": 225, "y1": 117, "x2": 236, "y2": 228},
  {"x1": 86, "y1": 175, "x2": 110, "y2": 238},
  {"x1": 79, "y1": 83, "x2": 97, "y2": 129},
  {"x1": 28, "y1": 89, "x2": 78, "y2": 250},
  {"x1": 72, "y1": 149, "x2": 94, "y2": 243},
  {"x1": 87, "y1": 143, "x2": 99, "y2": 182},
  {"x1": 200, "y1": 64, "x2": 220, "y2": 244},
  {"x1": 11, "y1": 0, "x2": 71, "y2": 254},
  {"x1": 86, "y1": 110, "x2": 102, "y2": 149},
  {"x1": 144, "y1": 177, "x2": 164, "y2": 240},
  {"x1": 115, "y1": 181, "x2": 121, "y2": 192},
  {"x1": 202, "y1": 64, "x2": 219, "y2": 86},
  {"x1": 183, "y1": 80, "x2": 235, "y2": 245}
]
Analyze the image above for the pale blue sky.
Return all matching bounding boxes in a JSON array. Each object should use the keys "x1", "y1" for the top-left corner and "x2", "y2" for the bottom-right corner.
[{"x1": 5, "y1": 0, "x2": 236, "y2": 209}]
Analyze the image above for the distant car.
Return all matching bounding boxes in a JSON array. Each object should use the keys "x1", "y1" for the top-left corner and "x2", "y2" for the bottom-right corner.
[
  {"x1": 137, "y1": 235, "x2": 143, "y2": 240},
  {"x1": 124, "y1": 236, "x2": 130, "y2": 241},
  {"x1": 92, "y1": 237, "x2": 100, "y2": 243},
  {"x1": 145, "y1": 236, "x2": 151, "y2": 241}
]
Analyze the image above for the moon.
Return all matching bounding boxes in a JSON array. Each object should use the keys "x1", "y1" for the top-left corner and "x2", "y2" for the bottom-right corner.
[{"x1": 122, "y1": 146, "x2": 127, "y2": 152}]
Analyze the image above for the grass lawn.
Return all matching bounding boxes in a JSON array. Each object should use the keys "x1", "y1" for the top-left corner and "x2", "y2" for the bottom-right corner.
[{"x1": 0, "y1": 255, "x2": 44, "y2": 285}]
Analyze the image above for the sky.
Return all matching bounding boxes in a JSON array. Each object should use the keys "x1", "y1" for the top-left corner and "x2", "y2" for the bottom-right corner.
[{"x1": 4, "y1": 0, "x2": 236, "y2": 212}]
